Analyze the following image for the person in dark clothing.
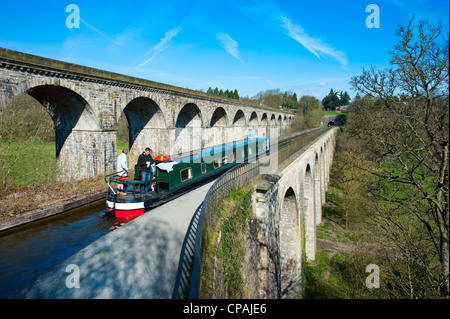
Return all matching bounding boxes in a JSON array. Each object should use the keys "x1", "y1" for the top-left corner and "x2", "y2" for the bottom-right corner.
[{"x1": 138, "y1": 147, "x2": 154, "y2": 196}]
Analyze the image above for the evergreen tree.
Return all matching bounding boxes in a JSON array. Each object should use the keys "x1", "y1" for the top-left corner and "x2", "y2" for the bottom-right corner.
[
  {"x1": 340, "y1": 91, "x2": 350, "y2": 105},
  {"x1": 322, "y1": 89, "x2": 340, "y2": 111}
]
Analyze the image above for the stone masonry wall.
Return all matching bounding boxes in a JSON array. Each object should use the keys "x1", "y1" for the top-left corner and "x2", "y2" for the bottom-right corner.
[{"x1": 0, "y1": 48, "x2": 294, "y2": 180}]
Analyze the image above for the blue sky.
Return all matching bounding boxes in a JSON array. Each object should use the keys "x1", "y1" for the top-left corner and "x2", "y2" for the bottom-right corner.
[{"x1": 0, "y1": 0, "x2": 448, "y2": 100}]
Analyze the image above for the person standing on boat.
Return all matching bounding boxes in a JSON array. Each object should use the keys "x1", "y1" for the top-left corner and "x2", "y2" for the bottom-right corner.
[
  {"x1": 149, "y1": 149, "x2": 156, "y2": 191},
  {"x1": 138, "y1": 147, "x2": 154, "y2": 196},
  {"x1": 263, "y1": 133, "x2": 269, "y2": 152},
  {"x1": 116, "y1": 148, "x2": 129, "y2": 194}
]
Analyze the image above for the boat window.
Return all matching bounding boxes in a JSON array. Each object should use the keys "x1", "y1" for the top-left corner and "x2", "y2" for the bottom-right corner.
[
  {"x1": 229, "y1": 153, "x2": 235, "y2": 162},
  {"x1": 214, "y1": 158, "x2": 221, "y2": 169},
  {"x1": 201, "y1": 163, "x2": 207, "y2": 174},
  {"x1": 181, "y1": 168, "x2": 193, "y2": 182}
]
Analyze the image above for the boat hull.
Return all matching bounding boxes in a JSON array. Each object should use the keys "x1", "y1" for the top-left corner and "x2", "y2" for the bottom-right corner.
[{"x1": 106, "y1": 199, "x2": 145, "y2": 218}]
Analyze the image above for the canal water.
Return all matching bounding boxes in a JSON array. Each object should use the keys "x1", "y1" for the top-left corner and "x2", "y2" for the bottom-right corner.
[{"x1": 0, "y1": 201, "x2": 116, "y2": 298}]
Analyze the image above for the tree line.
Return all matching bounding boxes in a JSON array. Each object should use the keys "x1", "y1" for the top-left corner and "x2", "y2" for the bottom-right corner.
[{"x1": 206, "y1": 87, "x2": 240, "y2": 100}]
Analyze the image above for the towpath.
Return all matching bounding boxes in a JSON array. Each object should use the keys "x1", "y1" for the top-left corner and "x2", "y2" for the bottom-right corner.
[{"x1": 12, "y1": 179, "x2": 216, "y2": 298}]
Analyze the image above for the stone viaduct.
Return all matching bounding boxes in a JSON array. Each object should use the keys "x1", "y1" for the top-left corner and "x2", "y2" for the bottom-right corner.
[
  {"x1": 0, "y1": 48, "x2": 293, "y2": 181},
  {"x1": 253, "y1": 128, "x2": 338, "y2": 298}
]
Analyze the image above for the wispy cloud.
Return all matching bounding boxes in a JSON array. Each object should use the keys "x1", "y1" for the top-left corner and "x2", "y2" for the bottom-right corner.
[
  {"x1": 235, "y1": 0, "x2": 348, "y2": 66},
  {"x1": 138, "y1": 26, "x2": 183, "y2": 67},
  {"x1": 280, "y1": 16, "x2": 348, "y2": 67},
  {"x1": 80, "y1": 19, "x2": 124, "y2": 46},
  {"x1": 216, "y1": 33, "x2": 244, "y2": 64}
]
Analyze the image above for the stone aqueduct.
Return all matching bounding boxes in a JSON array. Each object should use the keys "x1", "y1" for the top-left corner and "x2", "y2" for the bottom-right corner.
[
  {"x1": 1, "y1": 48, "x2": 341, "y2": 299},
  {"x1": 254, "y1": 128, "x2": 338, "y2": 298},
  {"x1": 0, "y1": 48, "x2": 293, "y2": 180}
]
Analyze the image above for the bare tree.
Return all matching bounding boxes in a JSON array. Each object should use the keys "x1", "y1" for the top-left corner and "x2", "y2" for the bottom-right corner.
[{"x1": 350, "y1": 18, "x2": 449, "y2": 297}]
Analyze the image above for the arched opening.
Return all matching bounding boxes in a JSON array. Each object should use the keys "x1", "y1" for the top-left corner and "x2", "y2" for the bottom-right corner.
[
  {"x1": 279, "y1": 187, "x2": 302, "y2": 298},
  {"x1": 209, "y1": 107, "x2": 228, "y2": 146},
  {"x1": 261, "y1": 113, "x2": 269, "y2": 136},
  {"x1": 277, "y1": 115, "x2": 282, "y2": 127},
  {"x1": 120, "y1": 97, "x2": 165, "y2": 166},
  {"x1": 261, "y1": 113, "x2": 268, "y2": 125},
  {"x1": 320, "y1": 147, "x2": 326, "y2": 205},
  {"x1": 249, "y1": 111, "x2": 258, "y2": 126},
  {"x1": 232, "y1": 109, "x2": 246, "y2": 142},
  {"x1": 174, "y1": 103, "x2": 202, "y2": 154},
  {"x1": 303, "y1": 164, "x2": 315, "y2": 261},
  {"x1": 1, "y1": 92, "x2": 55, "y2": 186},
  {"x1": 210, "y1": 107, "x2": 227, "y2": 127},
  {"x1": 270, "y1": 114, "x2": 276, "y2": 127},
  {"x1": 27, "y1": 85, "x2": 98, "y2": 156},
  {"x1": 232, "y1": 110, "x2": 246, "y2": 126},
  {"x1": 314, "y1": 154, "x2": 322, "y2": 225},
  {"x1": 24, "y1": 85, "x2": 103, "y2": 181}
]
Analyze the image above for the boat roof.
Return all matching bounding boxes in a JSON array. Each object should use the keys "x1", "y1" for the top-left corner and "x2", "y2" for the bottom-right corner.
[{"x1": 169, "y1": 137, "x2": 264, "y2": 164}]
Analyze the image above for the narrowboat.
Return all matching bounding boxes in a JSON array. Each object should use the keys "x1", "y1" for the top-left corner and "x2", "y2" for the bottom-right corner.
[{"x1": 105, "y1": 137, "x2": 267, "y2": 221}]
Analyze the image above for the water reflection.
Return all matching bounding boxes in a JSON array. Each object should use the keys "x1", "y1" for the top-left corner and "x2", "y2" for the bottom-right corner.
[{"x1": 0, "y1": 201, "x2": 116, "y2": 298}]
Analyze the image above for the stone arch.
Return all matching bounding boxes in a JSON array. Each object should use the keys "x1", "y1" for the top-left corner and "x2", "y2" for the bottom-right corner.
[
  {"x1": 270, "y1": 114, "x2": 277, "y2": 127},
  {"x1": 176, "y1": 103, "x2": 202, "y2": 129},
  {"x1": 302, "y1": 163, "x2": 315, "y2": 261},
  {"x1": 25, "y1": 84, "x2": 103, "y2": 180},
  {"x1": 231, "y1": 109, "x2": 247, "y2": 142},
  {"x1": 314, "y1": 153, "x2": 322, "y2": 225},
  {"x1": 277, "y1": 115, "x2": 282, "y2": 127},
  {"x1": 173, "y1": 103, "x2": 202, "y2": 154},
  {"x1": 249, "y1": 111, "x2": 258, "y2": 126},
  {"x1": 283, "y1": 115, "x2": 287, "y2": 126},
  {"x1": 261, "y1": 113, "x2": 268, "y2": 125},
  {"x1": 208, "y1": 107, "x2": 228, "y2": 146},
  {"x1": 320, "y1": 146, "x2": 326, "y2": 205},
  {"x1": 210, "y1": 107, "x2": 228, "y2": 127},
  {"x1": 232, "y1": 109, "x2": 246, "y2": 126},
  {"x1": 279, "y1": 187, "x2": 302, "y2": 298},
  {"x1": 122, "y1": 96, "x2": 165, "y2": 164}
]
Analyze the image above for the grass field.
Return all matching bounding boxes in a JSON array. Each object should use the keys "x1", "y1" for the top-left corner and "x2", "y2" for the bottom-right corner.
[
  {"x1": 0, "y1": 139, "x2": 57, "y2": 187},
  {"x1": 0, "y1": 140, "x2": 132, "y2": 188}
]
